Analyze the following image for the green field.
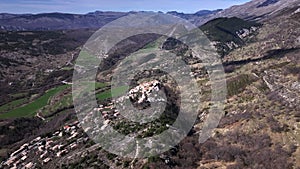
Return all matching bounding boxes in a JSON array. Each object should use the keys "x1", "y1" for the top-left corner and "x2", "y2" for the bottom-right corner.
[
  {"x1": 40, "y1": 82, "x2": 108, "y2": 116},
  {"x1": 96, "y1": 86, "x2": 128, "y2": 100},
  {"x1": 0, "y1": 82, "x2": 112, "y2": 118},
  {"x1": 0, "y1": 85, "x2": 69, "y2": 119},
  {"x1": 77, "y1": 50, "x2": 100, "y2": 65},
  {"x1": 0, "y1": 98, "x2": 28, "y2": 113},
  {"x1": 95, "y1": 82, "x2": 109, "y2": 90},
  {"x1": 40, "y1": 93, "x2": 73, "y2": 116}
]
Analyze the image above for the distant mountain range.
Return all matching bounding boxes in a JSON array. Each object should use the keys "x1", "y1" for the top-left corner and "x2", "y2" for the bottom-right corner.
[
  {"x1": 0, "y1": 11, "x2": 128, "y2": 31},
  {"x1": 0, "y1": 0, "x2": 299, "y2": 31},
  {"x1": 0, "y1": 9, "x2": 222, "y2": 31}
]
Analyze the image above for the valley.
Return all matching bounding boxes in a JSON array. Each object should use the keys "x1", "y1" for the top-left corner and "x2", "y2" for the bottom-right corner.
[{"x1": 0, "y1": 0, "x2": 300, "y2": 168}]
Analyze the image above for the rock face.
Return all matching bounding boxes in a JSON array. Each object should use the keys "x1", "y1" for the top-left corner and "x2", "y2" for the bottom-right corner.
[{"x1": 257, "y1": 0, "x2": 279, "y2": 8}]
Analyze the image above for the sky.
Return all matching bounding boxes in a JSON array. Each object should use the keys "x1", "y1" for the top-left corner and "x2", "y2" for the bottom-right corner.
[{"x1": 0, "y1": 0, "x2": 251, "y2": 14}]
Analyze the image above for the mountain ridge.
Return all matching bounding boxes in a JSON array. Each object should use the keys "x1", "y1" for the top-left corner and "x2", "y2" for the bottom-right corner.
[
  {"x1": 0, "y1": 10, "x2": 220, "y2": 31},
  {"x1": 1, "y1": 0, "x2": 299, "y2": 30},
  {"x1": 194, "y1": 0, "x2": 300, "y2": 25}
]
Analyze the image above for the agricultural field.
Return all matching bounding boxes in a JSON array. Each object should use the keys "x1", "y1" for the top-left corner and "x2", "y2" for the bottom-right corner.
[{"x1": 0, "y1": 85, "x2": 69, "y2": 118}]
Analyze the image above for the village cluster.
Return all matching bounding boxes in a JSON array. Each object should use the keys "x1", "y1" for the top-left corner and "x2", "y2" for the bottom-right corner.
[
  {"x1": 128, "y1": 80, "x2": 161, "y2": 104},
  {"x1": 82, "y1": 80, "x2": 164, "y2": 132},
  {"x1": 1, "y1": 121, "x2": 87, "y2": 169},
  {"x1": 2, "y1": 80, "x2": 170, "y2": 169}
]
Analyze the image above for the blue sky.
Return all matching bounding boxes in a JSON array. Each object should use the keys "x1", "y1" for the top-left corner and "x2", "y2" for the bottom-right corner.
[{"x1": 0, "y1": 0, "x2": 251, "y2": 14}]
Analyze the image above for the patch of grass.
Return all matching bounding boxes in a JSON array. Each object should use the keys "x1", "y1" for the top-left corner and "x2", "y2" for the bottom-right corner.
[
  {"x1": 0, "y1": 85, "x2": 69, "y2": 118},
  {"x1": 143, "y1": 41, "x2": 158, "y2": 49},
  {"x1": 73, "y1": 82, "x2": 109, "y2": 101},
  {"x1": 95, "y1": 82, "x2": 109, "y2": 90},
  {"x1": 0, "y1": 98, "x2": 28, "y2": 113},
  {"x1": 60, "y1": 67, "x2": 73, "y2": 71},
  {"x1": 40, "y1": 94, "x2": 73, "y2": 117},
  {"x1": 77, "y1": 50, "x2": 100, "y2": 65},
  {"x1": 96, "y1": 86, "x2": 128, "y2": 100}
]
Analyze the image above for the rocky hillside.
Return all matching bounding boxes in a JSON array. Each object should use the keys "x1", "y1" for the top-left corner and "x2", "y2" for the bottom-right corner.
[
  {"x1": 200, "y1": 17, "x2": 260, "y2": 57},
  {"x1": 194, "y1": 0, "x2": 300, "y2": 25},
  {"x1": 199, "y1": 6, "x2": 300, "y2": 168},
  {"x1": 166, "y1": 9, "x2": 222, "y2": 22},
  {"x1": 0, "y1": 1, "x2": 300, "y2": 169}
]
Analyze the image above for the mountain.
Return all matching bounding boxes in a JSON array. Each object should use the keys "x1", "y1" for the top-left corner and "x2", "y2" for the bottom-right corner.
[
  {"x1": 157, "y1": 4, "x2": 300, "y2": 168},
  {"x1": 0, "y1": 10, "x2": 221, "y2": 31},
  {"x1": 223, "y1": 4, "x2": 300, "y2": 63},
  {"x1": 195, "y1": 9, "x2": 223, "y2": 16},
  {"x1": 0, "y1": 11, "x2": 127, "y2": 31},
  {"x1": 1, "y1": 0, "x2": 300, "y2": 168},
  {"x1": 162, "y1": 16, "x2": 261, "y2": 57},
  {"x1": 200, "y1": 17, "x2": 260, "y2": 57},
  {"x1": 257, "y1": 0, "x2": 279, "y2": 8},
  {"x1": 191, "y1": 0, "x2": 300, "y2": 56},
  {"x1": 194, "y1": 0, "x2": 300, "y2": 25},
  {"x1": 0, "y1": 0, "x2": 299, "y2": 31},
  {"x1": 166, "y1": 9, "x2": 222, "y2": 20}
]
